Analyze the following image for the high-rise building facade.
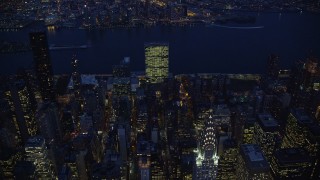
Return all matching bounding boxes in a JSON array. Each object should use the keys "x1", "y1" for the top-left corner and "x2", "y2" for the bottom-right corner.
[
  {"x1": 282, "y1": 108, "x2": 313, "y2": 148},
  {"x1": 30, "y1": 32, "x2": 55, "y2": 102},
  {"x1": 145, "y1": 43, "x2": 169, "y2": 84},
  {"x1": 254, "y1": 113, "x2": 280, "y2": 161},
  {"x1": 236, "y1": 144, "x2": 273, "y2": 180},
  {"x1": 112, "y1": 58, "x2": 131, "y2": 96},
  {"x1": 281, "y1": 108, "x2": 320, "y2": 179},
  {"x1": 242, "y1": 117, "x2": 255, "y2": 144},
  {"x1": 25, "y1": 136, "x2": 56, "y2": 179},
  {"x1": 71, "y1": 55, "x2": 81, "y2": 99},
  {"x1": 216, "y1": 139, "x2": 238, "y2": 180}
]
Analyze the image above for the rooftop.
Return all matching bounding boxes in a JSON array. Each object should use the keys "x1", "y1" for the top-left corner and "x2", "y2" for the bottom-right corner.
[
  {"x1": 241, "y1": 144, "x2": 270, "y2": 172},
  {"x1": 257, "y1": 113, "x2": 279, "y2": 132}
]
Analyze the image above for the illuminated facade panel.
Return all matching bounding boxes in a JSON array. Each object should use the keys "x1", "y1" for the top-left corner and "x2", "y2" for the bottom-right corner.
[{"x1": 145, "y1": 43, "x2": 169, "y2": 84}]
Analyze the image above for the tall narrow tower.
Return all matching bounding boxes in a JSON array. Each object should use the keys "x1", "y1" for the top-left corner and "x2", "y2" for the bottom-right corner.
[
  {"x1": 30, "y1": 32, "x2": 55, "y2": 102},
  {"x1": 195, "y1": 115, "x2": 219, "y2": 179},
  {"x1": 145, "y1": 43, "x2": 169, "y2": 83},
  {"x1": 267, "y1": 54, "x2": 279, "y2": 78},
  {"x1": 71, "y1": 54, "x2": 81, "y2": 98}
]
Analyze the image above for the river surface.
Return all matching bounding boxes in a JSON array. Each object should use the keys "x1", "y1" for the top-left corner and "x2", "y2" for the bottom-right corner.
[{"x1": 0, "y1": 12, "x2": 320, "y2": 75}]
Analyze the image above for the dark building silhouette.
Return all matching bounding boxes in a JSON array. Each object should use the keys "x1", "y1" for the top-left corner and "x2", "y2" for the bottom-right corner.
[
  {"x1": 267, "y1": 54, "x2": 279, "y2": 78},
  {"x1": 71, "y1": 55, "x2": 81, "y2": 99},
  {"x1": 30, "y1": 32, "x2": 55, "y2": 102}
]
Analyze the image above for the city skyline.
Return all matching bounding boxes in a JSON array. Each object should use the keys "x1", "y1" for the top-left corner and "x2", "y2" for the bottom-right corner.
[{"x1": 1, "y1": 0, "x2": 320, "y2": 179}]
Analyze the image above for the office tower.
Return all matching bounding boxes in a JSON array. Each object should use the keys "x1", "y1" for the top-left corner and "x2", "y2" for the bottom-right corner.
[
  {"x1": 30, "y1": 32, "x2": 55, "y2": 102},
  {"x1": 145, "y1": 43, "x2": 169, "y2": 84},
  {"x1": 236, "y1": 144, "x2": 272, "y2": 180},
  {"x1": 216, "y1": 139, "x2": 238, "y2": 180},
  {"x1": 112, "y1": 58, "x2": 131, "y2": 96},
  {"x1": 1, "y1": 79, "x2": 31, "y2": 144},
  {"x1": 24, "y1": 136, "x2": 56, "y2": 179},
  {"x1": 282, "y1": 108, "x2": 320, "y2": 179},
  {"x1": 282, "y1": 108, "x2": 313, "y2": 148},
  {"x1": 16, "y1": 69, "x2": 38, "y2": 111},
  {"x1": 69, "y1": 55, "x2": 83, "y2": 130},
  {"x1": 267, "y1": 54, "x2": 279, "y2": 78},
  {"x1": 113, "y1": 57, "x2": 131, "y2": 77},
  {"x1": 137, "y1": 103, "x2": 148, "y2": 133},
  {"x1": 254, "y1": 114, "x2": 280, "y2": 161},
  {"x1": 242, "y1": 117, "x2": 255, "y2": 144},
  {"x1": 11, "y1": 80, "x2": 38, "y2": 136},
  {"x1": 71, "y1": 55, "x2": 81, "y2": 99},
  {"x1": 270, "y1": 148, "x2": 312, "y2": 179}
]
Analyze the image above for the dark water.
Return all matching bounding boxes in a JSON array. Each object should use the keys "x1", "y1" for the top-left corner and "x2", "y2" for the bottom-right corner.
[{"x1": 1, "y1": 12, "x2": 320, "y2": 75}]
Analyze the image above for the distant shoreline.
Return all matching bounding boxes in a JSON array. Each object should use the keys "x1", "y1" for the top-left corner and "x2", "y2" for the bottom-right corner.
[{"x1": 207, "y1": 24, "x2": 265, "y2": 29}]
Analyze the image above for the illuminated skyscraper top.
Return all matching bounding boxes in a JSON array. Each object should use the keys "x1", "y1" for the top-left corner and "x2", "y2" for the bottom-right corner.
[
  {"x1": 145, "y1": 43, "x2": 169, "y2": 84},
  {"x1": 195, "y1": 115, "x2": 219, "y2": 179},
  {"x1": 30, "y1": 32, "x2": 55, "y2": 102}
]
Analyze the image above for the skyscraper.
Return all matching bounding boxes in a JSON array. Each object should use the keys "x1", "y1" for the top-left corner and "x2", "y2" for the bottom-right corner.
[
  {"x1": 216, "y1": 139, "x2": 238, "y2": 180},
  {"x1": 282, "y1": 108, "x2": 313, "y2": 148},
  {"x1": 30, "y1": 32, "x2": 55, "y2": 102},
  {"x1": 25, "y1": 136, "x2": 56, "y2": 179},
  {"x1": 145, "y1": 43, "x2": 169, "y2": 84},
  {"x1": 195, "y1": 115, "x2": 219, "y2": 179},
  {"x1": 254, "y1": 113, "x2": 280, "y2": 161},
  {"x1": 236, "y1": 144, "x2": 272, "y2": 180},
  {"x1": 71, "y1": 55, "x2": 81, "y2": 99},
  {"x1": 112, "y1": 58, "x2": 131, "y2": 96}
]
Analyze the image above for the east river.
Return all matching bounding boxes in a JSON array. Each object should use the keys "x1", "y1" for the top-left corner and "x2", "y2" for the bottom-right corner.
[{"x1": 0, "y1": 12, "x2": 320, "y2": 75}]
